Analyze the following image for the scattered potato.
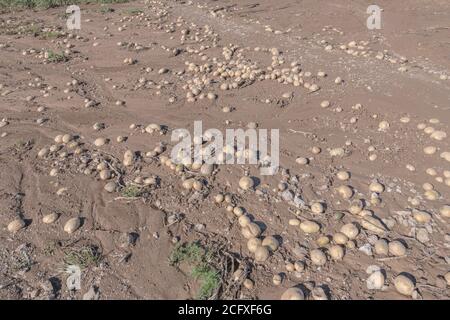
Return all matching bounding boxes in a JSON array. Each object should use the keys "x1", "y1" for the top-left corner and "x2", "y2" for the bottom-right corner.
[
  {"x1": 300, "y1": 220, "x2": 321, "y2": 233},
  {"x1": 254, "y1": 245, "x2": 270, "y2": 262},
  {"x1": 247, "y1": 238, "x2": 262, "y2": 253},
  {"x1": 310, "y1": 249, "x2": 327, "y2": 265},
  {"x1": 262, "y1": 236, "x2": 280, "y2": 252},
  {"x1": 388, "y1": 241, "x2": 407, "y2": 256},
  {"x1": 239, "y1": 176, "x2": 254, "y2": 190},
  {"x1": 64, "y1": 217, "x2": 81, "y2": 234},
  {"x1": 374, "y1": 239, "x2": 389, "y2": 255},
  {"x1": 329, "y1": 245, "x2": 345, "y2": 261},
  {"x1": 42, "y1": 213, "x2": 59, "y2": 224},
  {"x1": 340, "y1": 223, "x2": 359, "y2": 239},
  {"x1": 7, "y1": 218, "x2": 26, "y2": 233},
  {"x1": 394, "y1": 274, "x2": 415, "y2": 296},
  {"x1": 281, "y1": 287, "x2": 304, "y2": 300}
]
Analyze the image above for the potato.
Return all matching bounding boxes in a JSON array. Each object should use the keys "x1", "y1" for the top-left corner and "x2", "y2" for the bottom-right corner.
[
  {"x1": 444, "y1": 272, "x2": 450, "y2": 286},
  {"x1": 54, "y1": 134, "x2": 63, "y2": 143},
  {"x1": 233, "y1": 206, "x2": 245, "y2": 216},
  {"x1": 214, "y1": 194, "x2": 224, "y2": 203},
  {"x1": 423, "y1": 146, "x2": 437, "y2": 155},
  {"x1": 430, "y1": 130, "x2": 446, "y2": 141},
  {"x1": 49, "y1": 168, "x2": 58, "y2": 177},
  {"x1": 254, "y1": 245, "x2": 270, "y2": 262},
  {"x1": 247, "y1": 222, "x2": 262, "y2": 237},
  {"x1": 369, "y1": 181, "x2": 384, "y2": 193},
  {"x1": 394, "y1": 274, "x2": 415, "y2": 296},
  {"x1": 281, "y1": 287, "x2": 304, "y2": 300},
  {"x1": 243, "y1": 278, "x2": 254, "y2": 290},
  {"x1": 182, "y1": 178, "x2": 195, "y2": 190},
  {"x1": 241, "y1": 227, "x2": 254, "y2": 239},
  {"x1": 424, "y1": 190, "x2": 439, "y2": 200},
  {"x1": 300, "y1": 220, "x2": 320, "y2": 233},
  {"x1": 439, "y1": 205, "x2": 450, "y2": 218},
  {"x1": 337, "y1": 185, "x2": 353, "y2": 199},
  {"x1": 145, "y1": 123, "x2": 161, "y2": 133},
  {"x1": 294, "y1": 260, "x2": 306, "y2": 272},
  {"x1": 62, "y1": 133, "x2": 73, "y2": 143},
  {"x1": 370, "y1": 194, "x2": 381, "y2": 206},
  {"x1": 247, "y1": 238, "x2": 262, "y2": 253},
  {"x1": 278, "y1": 182, "x2": 287, "y2": 191},
  {"x1": 272, "y1": 274, "x2": 282, "y2": 286},
  {"x1": 316, "y1": 236, "x2": 330, "y2": 247},
  {"x1": 412, "y1": 209, "x2": 431, "y2": 224},
  {"x1": 7, "y1": 218, "x2": 26, "y2": 232},
  {"x1": 123, "y1": 150, "x2": 135, "y2": 166},
  {"x1": 38, "y1": 147, "x2": 49, "y2": 158},
  {"x1": 310, "y1": 249, "x2": 327, "y2": 266},
  {"x1": 224, "y1": 194, "x2": 233, "y2": 203},
  {"x1": 143, "y1": 177, "x2": 156, "y2": 186},
  {"x1": 349, "y1": 199, "x2": 364, "y2": 215},
  {"x1": 285, "y1": 262, "x2": 295, "y2": 272},
  {"x1": 94, "y1": 137, "x2": 107, "y2": 147},
  {"x1": 388, "y1": 240, "x2": 406, "y2": 256},
  {"x1": 329, "y1": 245, "x2": 345, "y2": 261},
  {"x1": 238, "y1": 176, "x2": 254, "y2": 190},
  {"x1": 333, "y1": 232, "x2": 349, "y2": 245},
  {"x1": 422, "y1": 182, "x2": 434, "y2": 191},
  {"x1": 310, "y1": 202, "x2": 325, "y2": 214},
  {"x1": 329, "y1": 147, "x2": 345, "y2": 157},
  {"x1": 312, "y1": 287, "x2": 328, "y2": 300},
  {"x1": 336, "y1": 170, "x2": 350, "y2": 181},
  {"x1": 226, "y1": 205, "x2": 234, "y2": 213},
  {"x1": 64, "y1": 217, "x2": 81, "y2": 234},
  {"x1": 378, "y1": 121, "x2": 390, "y2": 130},
  {"x1": 238, "y1": 215, "x2": 251, "y2": 227},
  {"x1": 340, "y1": 223, "x2": 359, "y2": 239},
  {"x1": 374, "y1": 239, "x2": 389, "y2": 255},
  {"x1": 311, "y1": 146, "x2": 321, "y2": 154},
  {"x1": 42, "y1": 213, "x2": 59, "y2": 224},
  {"x1": 295, "y1": 157, "x2": 308, "y2": 165},
  {"x1": 346, "y1": 240, "x2": 356, "y2": 249},
  {"x1": 159, "y1": 155, "x2": 168, "y2": 165},
  {"x1": 262, "y1": 236, "x2": 279, "y2": 252},
  {"x1": 192, "y1": 180, "x2": 203, "y2": 191}
]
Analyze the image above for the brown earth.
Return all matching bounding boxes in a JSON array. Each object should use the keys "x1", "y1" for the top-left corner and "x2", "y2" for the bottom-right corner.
[{"x1": 0, "y1": 0, "x2": 449, "y2": 300}]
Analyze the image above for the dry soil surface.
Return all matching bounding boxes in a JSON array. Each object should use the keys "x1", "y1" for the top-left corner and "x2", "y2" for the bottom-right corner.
[{"x1": 0, "y1": 0, "x2": 449, "y2": 300}]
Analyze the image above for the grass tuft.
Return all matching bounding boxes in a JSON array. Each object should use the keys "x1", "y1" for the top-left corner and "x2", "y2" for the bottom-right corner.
[
  {"x1": 123, "y1": 7, "x2": 141, "y2": 15},
  {"x1": 46, "y1": 49, "x2": 67, "y2": 63},
  {"x1": 120, "y1": 184, "x2": 143, "y2": 198},
  {"x1": 191, "y1": 265, "x2": 220, "y2": 300},
  {"x1": 170, "y1": 242, "x2": 220, "y2": 300},
  {"x1": 99, "y1": 6, "x2": 114, "y2": 13},
  {"x1": 63, "y1": 245, "x2": 101, "y2": 269},
  {"x1": 41, "y1": 30, "x2": 63, "y2": 39}
]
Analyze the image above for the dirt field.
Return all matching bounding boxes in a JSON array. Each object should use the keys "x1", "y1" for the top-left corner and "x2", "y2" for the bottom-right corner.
[{"x1": 0, "y1": 0, "x2": 449, "y2": 300}]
